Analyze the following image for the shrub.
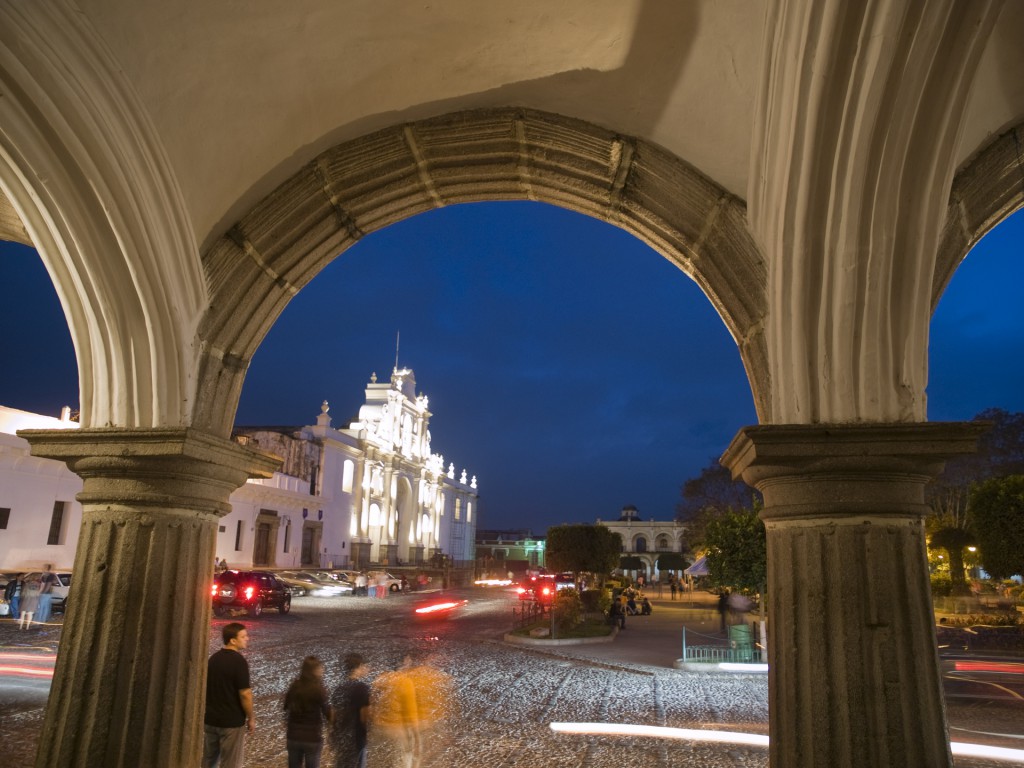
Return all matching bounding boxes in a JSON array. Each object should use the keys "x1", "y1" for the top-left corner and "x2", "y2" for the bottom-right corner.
[
  {"x1": 930, "y1": 573, "x2": 953, "y2": 597},
  {"x1": 580, "y1": 589, "x2": 611, "y2": 614},
  {"x1": 553, "y1": 587, "x2": 582, "y2": 631},
  {"x1": 938, "y1": 613, "x2": 1022, "y2": 628}
]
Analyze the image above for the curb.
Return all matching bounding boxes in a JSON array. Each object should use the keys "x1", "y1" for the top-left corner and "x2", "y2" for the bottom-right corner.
[
  {"x1": 673, "y1": 659, "x2": 769, "y2": 674},
  {"x1": 503, "y1": 626, "x2": 619, "y2": 647}
]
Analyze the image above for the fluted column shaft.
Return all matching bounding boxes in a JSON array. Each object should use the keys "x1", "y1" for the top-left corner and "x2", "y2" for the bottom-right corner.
[
  {"x1": 20, "y1": 428, "x2": 279, "y2": 768},
  {"x1": 722, "y1": 423, "x2": 986, "y2": 768}
]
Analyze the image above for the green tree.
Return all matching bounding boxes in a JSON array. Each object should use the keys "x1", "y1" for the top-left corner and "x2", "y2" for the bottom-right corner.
[
  {"x1": 546, "y1": 524, "x2": 622, "y2": 584},
  {"x1": 928, "y1": 409, "x2": 1024, "y2": 529},
  {"x1": 969, "y1": 475, "x2": 1024, "y2": 579},
  {"x1": 655, "y1": 552, "x2": 689, "y2": 572},
  {"x1": 928, "y1": 527, "x2": 975, "y2": 595},
  {"x1": 703, "y1": 505, "x2": 767, "y2": 593},
  {"x1": 677, "y1": 457, "x2": 761, "y2": 545},
  {"x1": 619, "y1": 555, "x2": 644, "y2": 571}
]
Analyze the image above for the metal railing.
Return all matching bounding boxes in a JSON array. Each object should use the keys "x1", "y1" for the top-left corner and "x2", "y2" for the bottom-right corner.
[{"x1": 681, "y1": 625, "x2": 760, "y2": 664}]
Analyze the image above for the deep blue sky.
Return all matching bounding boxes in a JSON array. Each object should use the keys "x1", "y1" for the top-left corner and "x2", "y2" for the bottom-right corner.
[{"x1": 1, "y1": 202, "x2": 1021, "y2": 533}]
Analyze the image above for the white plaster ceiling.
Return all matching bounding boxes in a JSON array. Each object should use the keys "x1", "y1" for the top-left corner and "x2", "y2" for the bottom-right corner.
[{"x1": 6, "y1": 1, "x2": 1022, "y2": 252}]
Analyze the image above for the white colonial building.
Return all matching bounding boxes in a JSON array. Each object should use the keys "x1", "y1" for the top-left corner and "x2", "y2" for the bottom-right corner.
[
  {"x1": 597, "y1": 504, "x2": 688, "y2": 582},
  {"x1": 0, "y1": 367, "x2": 477, "y2": 572}
]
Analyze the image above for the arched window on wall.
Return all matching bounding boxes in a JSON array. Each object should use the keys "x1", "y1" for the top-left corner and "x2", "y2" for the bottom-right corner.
[
  {"x1": 455, "y1": 498, "x2": 462, "y2": 521},
  {"x1": 656, "y1": 534, "x2": 669, "y2": 550},
  {"x1": 635, "y1": 536, "x2": 647, "y2": 553},
  {"x1": 342, "y1": 460, "x2": 354, "y2": 493},
  {"x1": 368, "y1": 503, "x2": 382, "y2": 528}
]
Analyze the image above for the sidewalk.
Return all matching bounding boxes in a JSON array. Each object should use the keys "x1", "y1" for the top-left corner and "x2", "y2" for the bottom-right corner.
[{"x1": 516, "y1": 590, "x2": 759, "y2": 672}]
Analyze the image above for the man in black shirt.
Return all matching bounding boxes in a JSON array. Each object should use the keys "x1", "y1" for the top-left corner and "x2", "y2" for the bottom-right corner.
[
  {"x1": 330, "y1": 653, "x2": 371, "y2": 768},
  {"x1": 203, "y1": 622, "x2": 254, "y2": 768}
]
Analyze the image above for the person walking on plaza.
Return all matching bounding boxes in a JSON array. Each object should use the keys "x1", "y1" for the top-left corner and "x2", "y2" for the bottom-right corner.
[
  {"x1": 35, "y1": 564, "x2": 55, "y2": 624},
  {"x1": 405, "y1": 651, "x2": 454, "y2": 763},
  {"x1": 18, "y1": 574, "x2": 40, "y2": 629},
  {"x1": 717, "y1": 591, "x2": 729, "y2": 634},
  {"x1": 283, "y1": 655, "x2": 333, "y2": 768},
  {"x1": 331, "y1": 653, "x2": 371, "y2": 768},
  {"x1": 4, "y1": 573, "x2": 23, "y2": 620},
  {"x1": 203, "y1": 622, "x2": 254, "y2": 768},
  {"x1": 669, "y1": 579, "x2": 677, "y2": 601},
  {"x1": 372, "y1": 656, "x2": 419, "y2": 768}
]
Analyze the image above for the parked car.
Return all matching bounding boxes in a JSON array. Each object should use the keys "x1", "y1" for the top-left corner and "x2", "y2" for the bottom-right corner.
[
  {"x1": 212, "y1": 570, "x2": 291, "y2": 617},
  {"x1": 274, "y1": 572, "x2": 312, "y2": 597},
  {"x1": 22, "y1": 571, "x2": 73, "y2": 615},
  {"x1": 367, "y1": 571, "x2": 403, "y2": 593},
  {"x1": 278, "y1": 570, "x2": 351, "y2": 597}
]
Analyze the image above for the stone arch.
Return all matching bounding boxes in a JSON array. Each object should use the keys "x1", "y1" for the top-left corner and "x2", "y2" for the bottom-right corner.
[
  {"x1": 194, "y1": 108, "x2": 769, "y2": 436},
  {"x1": 0, "y1": 4, "x2": 206, "y2": 428},
  {"x1": 933, "y1": 121, "x2": 1024, "y2": 312}
]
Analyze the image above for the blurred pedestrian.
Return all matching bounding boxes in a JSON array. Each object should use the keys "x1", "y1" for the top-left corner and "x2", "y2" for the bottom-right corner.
[
  {"x1": 717, "y1": 592, "x2": 729, "y2": 633},
  {"x1": 608, "y1": 598, "x2": 625, "y2": 629},
  {"x1": 283, "y1": 656, "x2": 333, "y2": 768},
  {"x1": 405, "y1": 650, "x2": 454, "y2": 755},
  {"x1": 640, "y1": 596, "x2": 652, "y2": 615},
  {"x1": 19, "y1": 574, "x2": 40, "y2": 629},
  {"x1": 35, "y1": 564, "x2": 55, "y2": 624},
  {"x1": 372, "y1": 656, "x2": 419, "y2": 768},
  {"x1": 203, "y1": 622, "x2": 254, "y2": 768},
  {"x1": 400, "y1": 575, "x2": 409, "y2": 593},
  {"x1": 355, "y1": 572, "x2": 368, "y2": 597},
  {"x1": 331, "y1": 653, "x2": 371, "y2": 768},
  {"x1": 669, "y1": 579, "x2": 677, "y2": 601},
  {"x1": 4, "y1": 573, "x2": 22, "y2": 620}
]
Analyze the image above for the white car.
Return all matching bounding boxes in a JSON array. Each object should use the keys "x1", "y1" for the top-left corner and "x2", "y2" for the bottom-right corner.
[{"x1": 367, "y1": 571, "x2": 403, "y2": 592}]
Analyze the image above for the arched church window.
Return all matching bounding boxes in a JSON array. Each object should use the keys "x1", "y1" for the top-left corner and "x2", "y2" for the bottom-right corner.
[
  {"x1": 342, "y1": 460, "x2": 354, "y2": 493},
  {"x1": 635, "y1": 536, "x2": 647, "y2": 553}
]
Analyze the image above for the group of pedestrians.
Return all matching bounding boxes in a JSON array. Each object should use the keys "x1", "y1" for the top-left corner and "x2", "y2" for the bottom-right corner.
[
  {"x1": 3, "y1": 565, "x2": 57, "y2": 629},
  {"x1": 203, "y1": 622, "x2": 453, "y2": 768}
]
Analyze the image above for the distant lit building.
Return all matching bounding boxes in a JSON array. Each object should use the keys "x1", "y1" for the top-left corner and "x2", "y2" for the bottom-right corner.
[
  {"x1": 0, "y1": 367, "x2": 478, "y2": 571},
  {"x1": 475, "y1": 528, "x2": 546, "y2": 575},
  {"x1": 597, "y1": 505, "x2": 688, "y2": 581}
]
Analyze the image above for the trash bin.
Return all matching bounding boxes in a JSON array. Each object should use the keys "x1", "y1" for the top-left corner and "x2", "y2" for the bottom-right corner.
[{"x1": 728, "y1": 624, "x2": 754, "y2": 661}]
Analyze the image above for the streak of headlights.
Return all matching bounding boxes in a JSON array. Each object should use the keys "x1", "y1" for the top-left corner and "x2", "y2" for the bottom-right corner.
[{"x1": 549, "y1": 723, "x2": 1024, "y2": 763}]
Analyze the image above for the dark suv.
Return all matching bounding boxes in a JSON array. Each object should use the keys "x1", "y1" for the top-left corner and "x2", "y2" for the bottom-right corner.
[{"x1": 212, "y1": 570, "x2": 291, "y2": 617}]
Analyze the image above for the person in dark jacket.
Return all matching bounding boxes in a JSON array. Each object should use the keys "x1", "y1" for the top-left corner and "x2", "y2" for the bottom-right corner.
[
  {"x1": 4, "y1": 574, "x2": 23, "y2": 620},
  {"x1": 331, "y1": 653, "x2": 371, "y2": 768},
  {"x1": 284, "y1": 656, "x2": 333, "y2": 768}
]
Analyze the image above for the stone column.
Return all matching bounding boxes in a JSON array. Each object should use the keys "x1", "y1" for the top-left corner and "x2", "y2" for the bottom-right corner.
[
  {"x1": 721, "y1": 423, "x2": 985, "y2": 768},
  {"x1": 19, "y1": 428, "x2": 280, "y2": 768}
]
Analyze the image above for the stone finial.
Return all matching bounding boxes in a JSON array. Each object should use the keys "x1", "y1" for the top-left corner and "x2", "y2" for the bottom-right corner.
[
  {"x1": 370, "y1": 372, "x2": 377, "y2": 383},
  {"x1": 316, "y1": 400, "x2": 331, "y2": 428}
]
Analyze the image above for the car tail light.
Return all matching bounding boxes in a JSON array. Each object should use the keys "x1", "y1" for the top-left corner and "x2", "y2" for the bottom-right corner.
[
  {"x1": 211, "y1": 584, "x2": 218, "y2": 597},
  {"x1": 516, "y1": 587, "x2": 526, "y2": 595},
  {"x1": 244, "y1": 586, "x2": 255, "y2": 600},
  {"x1": 542, "y1": 587, "x2": 551, "y2": 596}
]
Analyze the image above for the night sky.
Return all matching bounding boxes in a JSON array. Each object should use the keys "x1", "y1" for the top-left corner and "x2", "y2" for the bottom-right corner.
[{"x1": 1, "y1": 202, "x2": 1021, "y2": 533}]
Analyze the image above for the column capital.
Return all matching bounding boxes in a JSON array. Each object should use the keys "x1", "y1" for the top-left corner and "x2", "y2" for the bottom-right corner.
[
  {"x1": 722, "y1": 422, "x2": 988, "y2": 521},
  {"x1": 19, "y1": 427, "x2": 281, "y2": 516}
]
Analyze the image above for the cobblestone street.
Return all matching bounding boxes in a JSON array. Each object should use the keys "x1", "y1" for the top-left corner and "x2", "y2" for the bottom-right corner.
[{"x1": 1, "y1": 590, "x2": 1020, "y2": 767}]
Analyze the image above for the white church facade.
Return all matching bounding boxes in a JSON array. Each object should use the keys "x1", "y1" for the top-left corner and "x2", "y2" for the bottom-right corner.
[{"x1": 0, "y1": 367, "x2": 477, "y2": 572}]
